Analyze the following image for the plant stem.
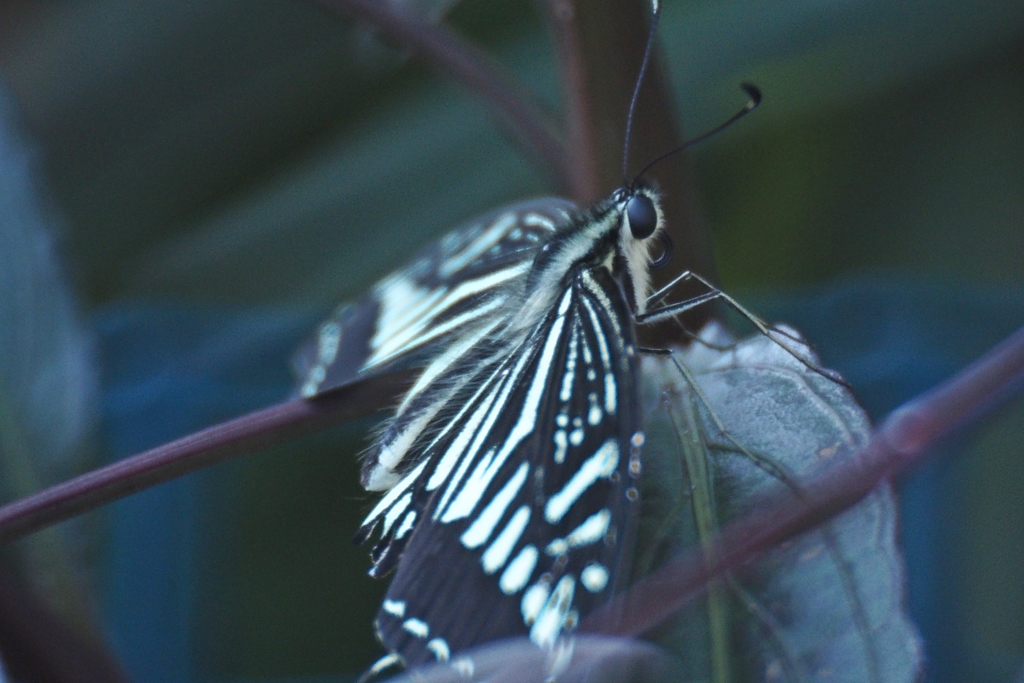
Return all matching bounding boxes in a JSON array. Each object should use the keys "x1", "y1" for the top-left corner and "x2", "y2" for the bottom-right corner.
[
  {"x1": 313, "y1": 0, "x2": 570, "y2": 190},
  {"x1": 0, "y1": 373, "x2": 409, "y2": 544}
]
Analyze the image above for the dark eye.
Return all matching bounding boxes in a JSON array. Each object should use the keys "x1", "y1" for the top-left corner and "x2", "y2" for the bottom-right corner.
[{"x1": 626, "y1": 195, "x2": 657, "y2": 239}]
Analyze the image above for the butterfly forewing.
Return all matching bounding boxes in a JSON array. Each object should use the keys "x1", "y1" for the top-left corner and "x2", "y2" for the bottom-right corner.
[
  {"x1": 294, "y1": 187, "x2": 664, "y2": 669},
  {"x1": 292, "y1": 199, "x2": 575, "y2": 397},
  {"x1": 367, "y1": 265, "x2": 643, "y2": 665}
]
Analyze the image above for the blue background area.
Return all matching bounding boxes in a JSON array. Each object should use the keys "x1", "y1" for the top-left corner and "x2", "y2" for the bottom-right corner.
[
  {"x1": 93, "y1": 280, "x2": 1024, "y2": 681},
  {"x1": 97, "y1": 306, "x2": 314, "y2": 682}
]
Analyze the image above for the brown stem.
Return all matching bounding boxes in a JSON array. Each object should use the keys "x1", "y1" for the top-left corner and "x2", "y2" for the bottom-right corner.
[
  {"x1": 312, "y1": 0, "x2": 570, "y2": 191},
  {"x1": 542, "y1": 0, "x2": 600, "y2": 203},
  {"x1": 0, "y1": 373, "x2": 410, "y2": 545},
  {"x1": 582, "y1": 323, "x2": 1024, "y2": 636}
]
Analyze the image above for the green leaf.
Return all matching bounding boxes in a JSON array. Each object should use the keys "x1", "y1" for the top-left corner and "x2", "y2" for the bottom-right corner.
[{"x1": 636, "y1": 322, "x2": 923, "y2": 683}]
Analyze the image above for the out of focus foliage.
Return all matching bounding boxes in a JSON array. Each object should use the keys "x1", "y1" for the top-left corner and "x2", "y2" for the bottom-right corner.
[{"x1": 0, "y1": 0, "x2": 1020, "y2": 681}]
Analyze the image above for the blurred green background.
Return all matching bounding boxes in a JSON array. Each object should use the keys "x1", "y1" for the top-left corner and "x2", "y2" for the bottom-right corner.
[{"x1": 0, "y1": 0, "x2": 1021, "y2": 681}]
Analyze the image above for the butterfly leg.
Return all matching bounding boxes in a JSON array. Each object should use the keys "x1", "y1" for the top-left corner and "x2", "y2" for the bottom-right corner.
[
  {"x1": 640, "y1": 270, "x2": 765, "y2": 328},
  {"x1": 637, "y1": 346, "x2": 673, "y2": 356},
  {"x1": 639, "y1": 271, "x2": 846, "y2": 387}
]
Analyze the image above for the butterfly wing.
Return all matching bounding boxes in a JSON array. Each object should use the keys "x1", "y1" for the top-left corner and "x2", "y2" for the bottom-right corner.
[
  {"x1": 292, "y1": 199, "x2": 576, "y2": 397},
  {"x1": 362, "y1": 265, "x2": 643, "y2": 666}
]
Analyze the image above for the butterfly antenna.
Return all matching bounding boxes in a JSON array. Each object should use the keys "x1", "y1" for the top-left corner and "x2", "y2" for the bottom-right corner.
[
  {"x1": 622, "y1": 0, "x2": 662, "y2": 184},
  {"x1": 634, "y1": 83, "x2": 761, "y2": 182}
]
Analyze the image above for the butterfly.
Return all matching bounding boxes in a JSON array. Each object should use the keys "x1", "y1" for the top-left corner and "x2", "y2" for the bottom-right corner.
[
  {"x1": 293, "y1": 188, "x2": 671, "y2": 668},
  {"x1": 291, "y1": 1, "x2": 762, "y2": 672}
]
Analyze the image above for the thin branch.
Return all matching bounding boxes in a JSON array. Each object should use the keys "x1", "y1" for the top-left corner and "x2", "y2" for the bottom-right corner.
[
  {"x1": 0, "y1": 373, "x2": 410, "y2": 545},
  {"x1": 543, "y1": 0, "x2": 600, "y2": 202},
  {"x1": 582, "y1": 323, "x2": 1024, "y2": 637},
  {"x1": 312, "y1": 0, "x2": 570, "y2": 191}
]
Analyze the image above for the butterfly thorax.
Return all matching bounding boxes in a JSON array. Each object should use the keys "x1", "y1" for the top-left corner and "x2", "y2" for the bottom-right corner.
[{"x1": 514, "y1": 184, "x2": 664, "y2": 335}]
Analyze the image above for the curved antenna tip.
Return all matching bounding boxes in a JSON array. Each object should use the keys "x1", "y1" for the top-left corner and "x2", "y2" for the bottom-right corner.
[
  {"x1": 632, "y1": 81, "x2": 764, "y2": 183},
  {"x1": 740, "y1": 82, "x2": 762, "y2": 108}
]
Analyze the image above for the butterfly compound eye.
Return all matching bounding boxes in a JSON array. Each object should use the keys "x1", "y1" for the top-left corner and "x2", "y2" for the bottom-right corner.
[{"x1": 626, "y1": 194, "x2": 657, "y2": 240}]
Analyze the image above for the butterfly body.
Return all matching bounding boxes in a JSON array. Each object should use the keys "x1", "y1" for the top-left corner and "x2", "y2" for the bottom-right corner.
[{"x1": 296, "y1": 185, "x2": 666, "y2": 667}]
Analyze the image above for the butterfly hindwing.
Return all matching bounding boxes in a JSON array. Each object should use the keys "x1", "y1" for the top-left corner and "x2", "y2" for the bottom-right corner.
[
  {"x1": 366, "y1": 265, "x2": 643, "y2": 665},
  {"x1": 292, "y1": 199, "x2": 575, "y2": 397}
]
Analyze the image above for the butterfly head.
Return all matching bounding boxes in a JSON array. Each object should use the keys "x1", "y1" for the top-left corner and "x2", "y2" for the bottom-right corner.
[
  {"x1": 610, "y1": 183, "x2": 668, "y2": 315},
  {"x1": 514, "y1": 184, "x2": 666, "y2": 330},
  {"x1": 619, "y1": 187, "x2": 659, "y2": 240}
]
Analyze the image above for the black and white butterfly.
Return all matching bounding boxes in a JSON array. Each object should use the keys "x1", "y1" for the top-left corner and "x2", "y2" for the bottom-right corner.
[
  {"x1": 291, "y1": 2, "x2": 761, "y2": 673},
  {"x1": 293, "y1": 187, "x2": 672, "y2": 667}
]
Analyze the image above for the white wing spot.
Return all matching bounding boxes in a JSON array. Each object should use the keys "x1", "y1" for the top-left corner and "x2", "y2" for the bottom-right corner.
[
  {"x1": 382, "y1": 600, "x2": 406, "y2": 618},
  {"x1": 369, "y1": 654, "x2": 401, "y2": 676},
  {"x1": 545, "y1": 538, "x2": 568, "y2": 556},
  {"x1": 524, "y1": 212, "x2": 557, "y2": 231},
  {"x1": 381, "y1": 492, "x2": 412, "y2": 536},
  {"x1": 394, "y1": 510, "x2": 416, "y2": 540},
  {"x1": 581, "y1": 563, "x2": 610, "y2": 593},
  {"x1": 587, "y1": 392, "x2": 602, "y2": 425},
  {"x1": 460, "y1": 462, "x2": 529, "y2": 548},
  {"x1": 530, "y1": 575, "x2": 576, "y2": 647},
  {"x1": 369, "y1": 277, "x2": 441, "y2": 358},
  {"x1": 546, "y1": 508, "x2": 611, "y2": 556},
  {"x1": 439, "y1": 212, "x2": 517, "y2": 276},
  {"x1": 317, "y1": 322, "x2": 341, "y2": 364},
  {"x1": 545, "y1": 440, "x2": 619, "y2": 523},
  {"x1": 427, "y1": 638, "x2": 451, "y2": 661},
  {"x1": 559, "y1": 323, "x2": 579, "y2": 402},
  {"x1": 500, "y1": 545, "x2": 539, "y2": 595},
  {"x1": 521, "y1": 579, "x2": 551, "y2": 626},
  {"x1": 581, "y1": 339, "x2": 593, "y2": 365},
  {"x1": 377, "y1": 407, "x2": 438, "y2": 472},
  {"x1": 565, "y1": 509, "x2": 611, "y2": 547},
  {"x1": 481, "y1": 505, "x2": 531, "y2": 573},
  {"x1": 553, "y1": 430, "x2": 568, "y2": 464},
  {"x1": 300, "y1": 366, "x2": 327, "y2": 397},
  {"x1": 403, "y1": 618, "x2": 429, "y2": 639},
  {"x1": 360, "y1": 461, "x2": 426, "y2": 529},
  {"x1": 452, "y1": 657, "x2": 475, "y2": 677},
  {"x1": 604, "y1": 373, "x2": 617, "y2": 414}
]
